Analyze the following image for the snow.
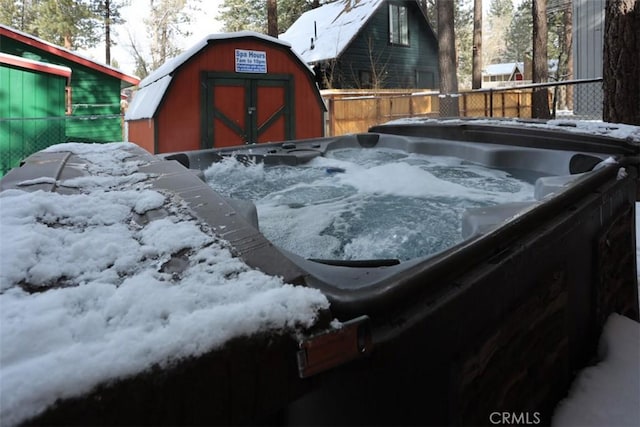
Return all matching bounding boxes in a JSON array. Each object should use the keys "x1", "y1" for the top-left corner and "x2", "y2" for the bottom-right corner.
[
  {"x1": 0, "y1": 142, "x2": 329, "y2": 427},
  {"x1": 384, "y1": 117, "x2": 640, "y2": 144},
  {"x1": 280, "y1": 0, "x2": 385, "y2": 64},
  {"x1": 0, "y1": 132, "x2": 638, "y2": 425},
  {"x1": 124, "y1": 74, "x2": 172, "y2": 120},
  {"x1": 552, "y1": 314, "x2": 640, "y2": 426}
]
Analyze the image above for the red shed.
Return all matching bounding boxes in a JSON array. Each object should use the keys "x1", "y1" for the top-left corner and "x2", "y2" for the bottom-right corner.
[{"x1": 125, "y1": 31, "x2": 326, "y2": 154}]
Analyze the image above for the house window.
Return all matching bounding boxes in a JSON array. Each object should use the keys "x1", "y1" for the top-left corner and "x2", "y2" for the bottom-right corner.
[
  {"x1": 389, "y1": 4, "x2": 409, "y2": 46},
  {"x1": 359, "y1": 70, "x2": 372, "y2": 89}
]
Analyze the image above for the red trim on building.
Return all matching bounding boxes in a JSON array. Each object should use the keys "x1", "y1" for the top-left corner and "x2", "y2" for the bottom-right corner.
[
  {"x1": 0, "y1": 52, "x2": 71, "y2": 81},
  {"x1": 0, "y1": 26, "x2": 139, "y2": 85}
]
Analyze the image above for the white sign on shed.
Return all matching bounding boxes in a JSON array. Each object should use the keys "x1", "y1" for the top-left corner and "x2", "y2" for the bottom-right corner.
[{"x1": 235, "y1": 49, "x2": 267, "y2": 73}]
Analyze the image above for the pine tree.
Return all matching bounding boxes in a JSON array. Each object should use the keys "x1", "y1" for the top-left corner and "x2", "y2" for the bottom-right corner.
[
  {"x1": 484, "y1": 0, "x2": 514, "y2": 64},
  {"x1": 219, "y1": 0, "x2": 264, "y2": 32},
  {"x1": 219, "y1": 0, "x2": 316, "y2": 34},
  {"x1": 147, "y1": 0, "x2": 197, "y2": 69},
  {"x1": 437, "y1": 0, "x2": 459, "y2": 116},
  {"x1": 0, "y1": 0, "x2": 38, "y2": 32},
  {"x1": 603, "y1": 0, "x2": 640, "y2": 124},
  {"x1": 32, "y1": 0, "x2": 100, "y2": 49},
  {"x1": 454, "y1": 0, "x2": 474, "y2": 89},
  {"x1": 531, "y1": 0, "x2": 551, "y2": 118},
  {"x1": 505, "y1": 0, "x2": 531, "y2": 62},
  {"x1": 472, "y1": 0, "x2": 482, "y2": 89},
  {"x1": 90, "y1": 0, "x2": 128, "y2": 65}
]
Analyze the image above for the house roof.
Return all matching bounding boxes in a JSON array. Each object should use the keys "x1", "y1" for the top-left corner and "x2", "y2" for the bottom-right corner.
[
  {"x1": 482, "y1": 60, "x2": 559, "y2": 77},
  {"x1": 280, "y1": 0, "x2": 387, "y2": 64},
  {"x1": 0, "y1": 24, "x2": 139, "y2": 86},
  {"x1": 0, "y1": 52, "x2": 72, "y2": 81},
  {"x1": 127, "y1": 31, "x2": 316, "y2": 121},
  {"x1": 482, "y1": 62, "x2": 524, "y2": 77}
]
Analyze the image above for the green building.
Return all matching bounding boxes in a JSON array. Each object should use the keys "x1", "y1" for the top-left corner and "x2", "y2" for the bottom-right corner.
[
  {"x1": 280, "y1": 0, "x2": 439, "y2": 89},
  {"x1": 0, "y1": 24, "x2": 139, "y2": 176}
]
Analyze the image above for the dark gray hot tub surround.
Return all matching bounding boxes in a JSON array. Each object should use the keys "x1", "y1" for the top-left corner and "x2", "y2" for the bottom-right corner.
[
  {"x1": 161, "y1": 120, "x2": 638, "y2": 425},
  {"x1": 2, "y1": 119, "x2": 638, "y2": 426}
]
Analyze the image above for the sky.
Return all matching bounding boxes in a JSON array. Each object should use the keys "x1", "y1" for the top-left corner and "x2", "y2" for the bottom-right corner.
[
  {"x1": 83, "y1": 0, "x2": 224, "y2": 75},
  {"x1": 0, "y1": 119, "x2": 638, "y2": 426}
]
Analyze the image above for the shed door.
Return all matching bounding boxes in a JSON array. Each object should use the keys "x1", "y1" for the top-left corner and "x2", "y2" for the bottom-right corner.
[{"x1": 203, "y1": 74, "x2": 293, "y2": 148}]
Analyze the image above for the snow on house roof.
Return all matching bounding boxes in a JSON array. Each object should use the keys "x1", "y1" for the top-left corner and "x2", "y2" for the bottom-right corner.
[
  {"x1": 482, "y1": 62, "x2": 524, "y2": 77},
  {"x1": 0, "y1": 52, "x2": 72, "y2": 80},
  {"x1": 127, "y1": 31, "x2": 311, "y2": 121},
  {"x1": 280, "y1": 0, "x2": 386, "y2": 64},
  {"x1": 0, "y1": 24, "x2": 139, "y2": 86}
]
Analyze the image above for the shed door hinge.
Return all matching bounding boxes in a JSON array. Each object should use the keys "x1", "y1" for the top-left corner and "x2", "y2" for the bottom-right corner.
[{"x1": 297, "y1": 315, "x2": 372, "y2": 378}]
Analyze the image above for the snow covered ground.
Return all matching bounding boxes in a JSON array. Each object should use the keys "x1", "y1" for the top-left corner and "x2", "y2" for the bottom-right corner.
[
  {"x1": 551, "y1": 202, "x2": 640, "y2": 427},
  {"x1": 0, "y1": 131, "x2": 638, "y2": 426}
]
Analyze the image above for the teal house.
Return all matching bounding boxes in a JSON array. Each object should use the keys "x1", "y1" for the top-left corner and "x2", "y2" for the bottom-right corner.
[
  {"x1": 280, "y1": 0, "x2": 439, "y2": 89},
  {"x1": 0, "y1": 25, "x2": 139, "y2": 175}
]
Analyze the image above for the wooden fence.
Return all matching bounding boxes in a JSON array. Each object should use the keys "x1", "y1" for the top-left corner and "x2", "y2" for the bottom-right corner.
[{"x1": 322, "y1": 89, "x2": 534, "y2": 136}]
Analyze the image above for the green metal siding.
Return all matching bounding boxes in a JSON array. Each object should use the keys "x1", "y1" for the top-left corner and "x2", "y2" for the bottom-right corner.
[
  {"x1": 1, "y1": 37, "x2": 123, "y2": 143},
  {"x1": 65, "y1": 64, "x2": 122, "y2": 143},
  {"x1": 332, "y1": 2, "x2": 439, "y2": 89},
  {"x1": 0, "y1": 64, "x2": 66, "y2": 175}
]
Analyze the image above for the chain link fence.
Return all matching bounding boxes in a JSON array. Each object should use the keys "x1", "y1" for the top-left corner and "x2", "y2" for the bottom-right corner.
[
  {"x1": 452, "y1": 78, "x2": 604, "y2": 120},
  {"x1": 0, "y1": 114, "x2": 124, "y2": 176}
]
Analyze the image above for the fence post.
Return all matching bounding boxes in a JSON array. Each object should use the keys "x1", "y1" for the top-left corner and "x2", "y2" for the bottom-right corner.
[
  {"x1": 328, "y1": 97, "x2": 335, "y2": 137},
  {"x1": 489, "y1": 89, "x2": 494, "y2": 118}
]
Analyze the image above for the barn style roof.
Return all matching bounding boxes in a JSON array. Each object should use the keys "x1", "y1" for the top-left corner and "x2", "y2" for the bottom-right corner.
[
  {"x1": 127, "y1": 31, "x2": 316, "y2": 121},
  {"x1": 279, "y1": 0, "x2": 386, "y2": 64},
  {"x1": 0, "y1": 24, "x2": 139, "y2": 86}
]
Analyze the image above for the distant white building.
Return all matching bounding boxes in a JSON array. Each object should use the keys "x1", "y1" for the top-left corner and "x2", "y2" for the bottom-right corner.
[{"x1": 481, "y1": 62, "x2": 525, "y2": 88}]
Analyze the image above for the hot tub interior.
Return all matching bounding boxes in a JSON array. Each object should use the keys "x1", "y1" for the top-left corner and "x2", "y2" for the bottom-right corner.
[
  {"x1": 203, "y1": 146, "x2": 545, "y2": 262},
  {"x1": 168, "y1": 131, "x2": 611, "y2": 274}
]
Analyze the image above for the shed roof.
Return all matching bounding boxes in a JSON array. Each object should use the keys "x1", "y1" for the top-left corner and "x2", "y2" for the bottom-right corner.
[
  {"x1": 0, "y1": 24, "x2": 139, "y2": 86},
  {"x1": 139, "y1": 31, "x2": 303, "y2": 88},
  {"x1": 279, "y1": 0, "x2": 386, "y2": 64},
  {"x1": 0, "y1": 52, "x2": 72, "y2": 81},
  {"x1": 127, "y1": 31, "x2": 317, "y2": 121}
]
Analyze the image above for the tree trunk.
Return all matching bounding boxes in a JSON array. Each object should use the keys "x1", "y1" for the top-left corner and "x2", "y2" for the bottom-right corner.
[
  {"x1": 531, "y1": 0, "x2": 551, "y2": 119},
  {"x1": 267, "y1": 0, "x2": 278, "y2": 37},
  {"x1": 603, "y1": 0, "x2": 640, "y2": 125},
  {"x1": 437, "y1": 0, "x2": 460, "y2": 116},
  {"x1": 105, "y1": 0, "x2": 111, "y2": 65},
  {"x1": 472, "y1": 0, "x2": 482, "y2": 89},
  {"x1": 564, "y1": 5, "x2": 573, "y2": 111}
]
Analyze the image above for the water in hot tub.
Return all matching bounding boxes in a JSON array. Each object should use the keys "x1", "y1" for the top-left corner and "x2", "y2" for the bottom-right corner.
[{"x1": 204, "y1": 148, "x2": 538, "y2": 261}]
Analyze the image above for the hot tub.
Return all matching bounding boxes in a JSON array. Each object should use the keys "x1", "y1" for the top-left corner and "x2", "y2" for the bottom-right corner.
[
  {"x1": 162, "y1": 119, "x2": 638, "y2": 425},
  {"x1": 4, "y1": 119, "x2": 637, "y2": 426}
]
